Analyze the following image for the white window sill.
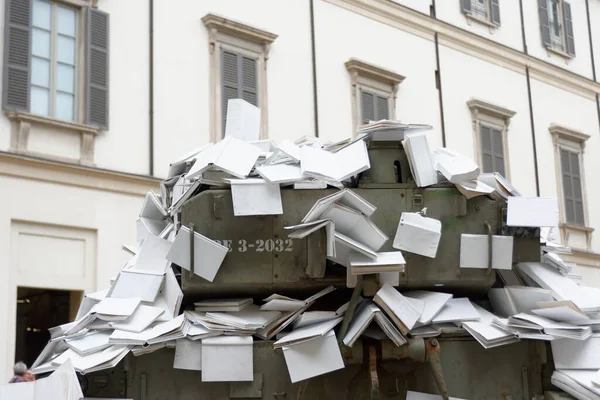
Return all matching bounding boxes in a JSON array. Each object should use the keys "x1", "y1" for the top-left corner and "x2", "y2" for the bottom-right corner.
[
  {"x1": 5, "y1": 112, "x2": 100, "y2": 136},
  {"x1": 465, "y1": 13, "x2": 498, "y2": 32},
  {"x1": 546, "y1": 46, "x2": 573, "y2": 63},
  {"x1": 560, "y1": 222, "x2": 594, "y2": 252}
]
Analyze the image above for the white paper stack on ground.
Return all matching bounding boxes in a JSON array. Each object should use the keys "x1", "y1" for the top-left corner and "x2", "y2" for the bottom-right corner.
[
  {"x1": 393, "y1": 212, "x2": 441, "y2": 258},
  {"x1": 459, "y1": 234, "x2": 513, "y2": 270},
  {"x1": 403, "y1": 132, "x2": 437, "y2": 187},
  {"x1": 166, "y1": 225, "x2": 229, "y2": 282}
]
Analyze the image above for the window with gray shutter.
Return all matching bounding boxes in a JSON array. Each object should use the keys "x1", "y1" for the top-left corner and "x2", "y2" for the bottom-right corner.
[
  {"x1": 461, "y1": 0, "x2": 472, "y2": 14},
  {"x1": 2, "y1": 0, "x2": 31, "y2": 112},
  {"x1": 538, "y1": 0, "x2": 552, "y2": 47},
  {"x1": 360, "y1": 89, "x2": 389, "y2": 124},
  {"x1": 560, "y1": 148, "x2": 584, "y2": 225},
  {"x1": 491, "y1": 0, "x2": 501, "y2": 26},
  {"x1": 480, "y1": 125, "x2": 506, "y2": 176},
  {"x1": 87, "y1": 8, "x2": 110, "y2": 129},
  {"x1": 563, "y1": 2, "x2": 575, "y2": 56},
  {"x1": 221, "y1": 49, "x2": 258, "y2": 135}
]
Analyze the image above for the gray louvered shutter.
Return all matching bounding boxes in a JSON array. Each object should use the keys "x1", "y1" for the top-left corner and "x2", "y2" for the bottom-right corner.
[
  {"x1": 491, "y1": 128, "x2": 505, "y2": 176},
  {"x1": 241, "y1": 56, "x2": 257, "y2": 106},
  {"x1": 538, "y1": 0, "x2": 552, "y2": 47},
  {"x1": 222, "y1": 50, "x2": 239, "y2": 133},
  {"x1": 570, "y1": 152, "x2": 584, "y2": 225},
  {"x1": 480, "y1": 126, "x2": 494, "y2": 173},
  {"x1": 560, "y1": 149, "x2": 575, "y2": 224},
  {"x1": 2, "y1": 0, "x2": 31, "y2": 112},
  {"x1": 563, "y1": 2, "x2": 575, "y2": 56},
  {"x1": 86, "y1": 8, "x2": 110, "y2": 129},
  {"x1": 375, "y1": 95, "x2": 389, "y2": 120},
  {"x1": 491, "y1": 0, "x2": 501, "y2": 26},
  {"x1": 461, "y1": 0, "x2": 472, "y2": 14},
  {"x1": 361, "y1": 90, "x2": 375, "y2": 124}
]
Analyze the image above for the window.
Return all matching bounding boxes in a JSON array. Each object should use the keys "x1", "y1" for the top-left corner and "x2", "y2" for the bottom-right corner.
[
  {"x1": 550, "y1": 124, "x2": 592, "y2": 250},
  {"x1": 31, "y1": 0, "x2": 78, "y2": 121},
  {"x1": 461, "y1": 0, "x2": 501, "y2": 27},
  {"x1": 3, "y1": 0, "x2": 110, "y2": 129},
  {"x1": 538, "y1": 0, "x2": 575, "y2": 57},
  {"x1": 467, "y1": 99, "x2": 515, "y2": 179},
  {"x1": 345, "y1": 59, "x2": 404, "y2": 135},
  {"x1": 202, "y1": 14, "x2": 277, "y2": 142},
  {"x1": 360, "y1": 90, "x2": 390, "y2": 124},
  {"x1": 221, "y1": 50, "x2": 258, "y2": 135}
]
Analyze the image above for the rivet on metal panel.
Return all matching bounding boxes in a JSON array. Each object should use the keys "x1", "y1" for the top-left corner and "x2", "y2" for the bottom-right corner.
[
  {"x1": 521, "y1": 366, "x2": 530, "y2": 400},
  {"x1": 214, "y1": 194, "x2": 224, "y2": 220}
]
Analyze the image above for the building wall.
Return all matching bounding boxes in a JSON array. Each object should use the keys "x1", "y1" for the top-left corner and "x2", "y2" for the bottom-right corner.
[{"x1": 589, "y1": 0, "x2": 600, "y2": 81}]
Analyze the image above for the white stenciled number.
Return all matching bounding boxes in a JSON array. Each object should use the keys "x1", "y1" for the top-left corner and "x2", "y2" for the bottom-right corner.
[
  {"x1": 264, "y1": 239, "x2": 275, "y2": 252},
  {"x1": 238, "y1": 239, "x2": 248, "y2": 252},
  {"x1": 255, "y1": 239, "x2": 265, "y2": 252},
  {"x1": 274, "y1": 239, "x2": 284, "y2": 252},
  {"x1": 284, "y1": 239, "x2": 293, "y2": 252}
]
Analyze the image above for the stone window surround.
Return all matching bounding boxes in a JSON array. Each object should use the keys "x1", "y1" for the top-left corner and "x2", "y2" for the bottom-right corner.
[
  {"x1": 550, "y1": 123, "x2": 594, "y2": 251},
  {"x1": 202, "y1": 13, "x2": 277, "y2": 142},
  {"x1": 467, "y1": 98, "x2": 515, "y2": 180},
  {"x1": 345, "y1": 58, "x2": 405, "y2": 136}
]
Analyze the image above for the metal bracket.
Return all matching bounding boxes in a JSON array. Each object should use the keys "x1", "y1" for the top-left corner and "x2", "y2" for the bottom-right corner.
[
  {"x1": 425, "y1": 339, "x2": 449, "y2": 400},
  {"x1": 484, "y1": 221, "x2": 493, "y2": 275}
]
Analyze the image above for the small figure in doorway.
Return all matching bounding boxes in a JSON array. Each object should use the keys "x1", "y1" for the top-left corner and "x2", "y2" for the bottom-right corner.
[{"x1": 8, "y1": 361, "x2": 27, "y2": 383}]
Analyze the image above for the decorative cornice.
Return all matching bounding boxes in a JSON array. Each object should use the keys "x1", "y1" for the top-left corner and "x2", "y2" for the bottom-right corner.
[
  {"x1": 5, "y1": 112, "x2": 100, "y2": 135},
  {"x1": 345, "y1": 58, "x2": 406, "y2": 86},
  {"x1": 467, "y1": 98, "x2": 516, "y2": 122},
  {"x1": 0, "y1": 151, "x2": 159, "y2": 196},
  {"x1": 201, "y1": 13, "x2": 278, "y2": 46},
  {"x1": 323, "y1": 0, "x2": 600, "y2": 100},
  {"x1": 550, "y1": 124, "x2": 591, "y2": 144}
]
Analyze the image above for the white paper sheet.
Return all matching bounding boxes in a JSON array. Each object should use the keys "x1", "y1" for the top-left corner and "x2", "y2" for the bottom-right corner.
[
  {"x1": 202, "y1": 336, "x2": 253, "y2": 382},
  {"x1": 131, "y1": 234, "x2": 173, "y2": 275},
  {"x1": 507, "y1": 197, "x2": 559, "y2": 227},
  {"x1": 229, "y1": 179, "x2": 283, "y2": 216},
  {"x1": 110, "y1": 304, "x2": 165, "y2": 333},
  {"x1": 282, "y1": 330, "x2": 344, "y2": 383},
  {"x1": 274, "y1": 317, "x2": 342, "y2": 348},
  {"x1": 403, "y1": 132, "x2": 437, "y2": 187},
  {"x1": 432, "y1": 298, "x2": 480, "y2": 324},
  {"x1": 93, "y1": 297, "x2": 141, "y2": 320},
  {"x1": 374, "y1": 284, "x2": 421, "y2": 334},
  {"x1": 459, "y1": 234, "x2": 513, "y2": 270},
  {"x1": 393, "y1": 212, "x2": 441, "y2": 258},
  {"x1": 552, "y1": 335, "x2": 600, "y2": 369},
  {"x1": 173, "y1": 338, "x2": 202, "y2": 371},
  {"x1": 300, "y1": 140, "x2": 370, "y2": 182},
  {"x1": 224, "y1": 99, "x2": 260, "y2": 142},
  {"x1": 108, "y1": 271, "x2": 164, "y2": 303},
  {"x1": 256, "y1": 163, "x2": 304, "y2": 184},
  {"x1": 404, "y1": 291, "x2": 453, "y2": 325}
]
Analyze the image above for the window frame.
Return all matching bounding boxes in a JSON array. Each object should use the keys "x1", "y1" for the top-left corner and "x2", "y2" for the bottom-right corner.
[
  {"x1": 202, "y1": 14, "x2": 277, "y2": 142},
  {"x1": 547, "y1": 0, "x2": 566, "y2": 53},
  {"x1": 467, "y1": 98, "x2": 515, "y2": 181},
  {"x1": 471, "y1": 0, "x2": 490, "y2": 20},
  {"x1": 550, "y1": 124, "x2": 593, "y2": 250},
  {"x1": 30, "y1": 0, "x2": 82, "y2": 123},
  {"x1": 345, "y1": 59, "x2": 404, "y2": 137}
]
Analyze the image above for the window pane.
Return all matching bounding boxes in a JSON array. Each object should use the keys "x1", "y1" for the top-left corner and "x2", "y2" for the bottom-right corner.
[
  {"x1": 56, "y1": 64, "x2": 75, "y2": 93},
  {"x1": 570, "y1": 153, "x2": 580, "y2": 176},
  {"x1": 57, "y1": 6, "x2": 76, "y2": 37},
  {"x1": 57, "y1": 35, "x2": 76, "y2": 65},
  {"x1": 565, "y1": 198, "x2": 575, "y2": 224},
  {"x1": 30, "y1": 86, "x2": 50, "y2": 116},
  {"x1": 31, "y1": 57, "x2": 50, "y2": 87},
  {"x1": 32, "y1": 0, "x2": 51, "y2": 30},
  {"x1": 56, "y1": 92, "x2": 74, "y2": 121},
  {"x1": 482, "y1": 154, "x2": 493, "y2": 173},
  {"x1": 573, "y1": 177, "x2": 582, "y2": 200},
  {"x1": 32, "y1": 28, "x2": 51, "y2": 58}
]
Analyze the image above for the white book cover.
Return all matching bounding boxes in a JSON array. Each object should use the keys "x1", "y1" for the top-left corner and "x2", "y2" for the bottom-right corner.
[
  {"x1": 404, "y1": 291, "x2": 453, "y2": 325},
  {"x1": 292, "y1": 311, "x2": 339, "y2": 329},
  {"x1": 136, "y1": 217, "x2": 168, "y2": 244},
  {"x1": 274, "y1": 317, "x2": 342, "y2": 348},
  {"x1": 403, "y1": 132, "x2": 437, "y2": 187},
  {"x1": 374, "y1": 284, "x2": 421, "y2": 334},
  {"x1": 282, "y1": 330, "x2": 344, "y2": 383},
  {"x1": 202, "y1": 336, "x2": 253, "y2": 382},
  {"x1": 343, "y1": 301, "x2": 405, "y2": 347},
  {"x1": 532, "y1": 306, "x2": 590, "y2": 324},
  {"x1": 459, "y1": 234, "x2": 513, "y2": 270},
  {"x1": 328, "y1": 232, "x2": 377, "y2": 267},
  {"x1": 139, "y1": 191, "x2": 167, "y2": 221},
  {"x1": 301, "y1": 189, "x2": 376, "y2": 223},
  {"x1": 224, "y1": 99, "x2": 260, "y2": 142},
  {"x1": 206, "y1": 305, "x2": 281, "y2": 329},
  {"x1": 432, "y1": 298, "x2": 480, "y2": 324},
  {"x1": 187, "y1": 137, "x2": 261, "y2": 179},
  {"x1": 110, "y1": 304, "x2": 165, "y2": 333},
  {"x1": 108, "y1": 270, "x2": 164, "y2": 303},
  {"x1": 92, "y1": 297, "x2": 141, "y2": 320},
  {"x1": 321, "y1": 204, "x2": 387, "y2": 251},
  {"x1": 406, "y1": 391, "x2": 466, "y2": 400},
  {"x1": 349, "y1": 251, "x2": 406, "y2": 274},
  {"x1": 151, "y1": 267, "x2": 183, "y2": 322},
  {"x1": 506, "y1": 197, "x2": 559, "y2": 227},
  {"x1": 433, "y1": 148, "x2": 479, "y2": 183},
  {"x1": 552, "y1": 334, "x2": 600, "y2": 369},
  {"x1": 286, "y1": 219, "x2": 335, "y2": 257},
  {"x1": 256, "y1": 163, "x2": 304, "y2": 184},
  {"x1": 300, "y1": 140, "x2": 370, "y2": 182},
  {"x1": 393, "y1": 212, "x2": 441, "y2": 258},
  {"x1": 130, "y1": 234, "x2": 173, "y2": 275},
  {"x1": 194, "y1": 298, "x2": 253, "y2": 312},
  {"x1": 455, "y1": 179, "x2": 495, "y2": 199},
  {"x1": 173, "y1": 338, "x2": 202, "y2": 371},
  {"x1": 506, "y1": 286, "x2": 553, "y2": 314},
  {"x1": 264, "y1": 139, "x2": 302, "y2": 165},
  {"x1": 166, "y1": 226, "x2": 229, "y2": 282},
  {"x1": 262, "y1": 286, "x2": 335, "y2": 312},
  {"x1": 65, "y1": 331, "x2": 112, "y2": 356},
  {"x1": 229, "y1": 178, "x2": 283, "y2": 216}
]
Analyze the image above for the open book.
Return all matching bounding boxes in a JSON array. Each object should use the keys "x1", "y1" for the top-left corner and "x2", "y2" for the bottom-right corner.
[{"x1": 343, "y1": 301, "x2": 406, "y2": 347}]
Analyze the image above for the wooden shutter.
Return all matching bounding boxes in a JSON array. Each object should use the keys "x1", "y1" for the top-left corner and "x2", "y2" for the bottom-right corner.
[
  {"x1": 563, "y1": 1, "x2": 575, "y2": 56},
  {"x1": 560, "y1": 149, "x2": 575, "y2": 224},
  {"x1": 480, "y1": 126, "x2": 494, "y2": 173},
  {"x1": 375, "y1": 95, "x2": 389, "y2": 120},
  {"x1": 241, "y1": 56, "x2": 257, "y2": 106},
  {"x1": 360, "y1": 90, "x2": 375, "y2": 124},
  {"x1": 570, "y1": 151, "x2": 584, "y2": 225},
  {"x1": 86, "y1": 8, "x2": 110, "y2": 129},
  {"x1": 491, "y1": 128, "x2": 505, "y2": 177},
  {"x1": 538, "y1": 0, "x2": 552, "y2": 47},
  {"x1": 2, "y1": 0, "x2": 31, "y2": 111},
  {"x1": 461, "y1": 0, "x2": 472, "y2": 14},
  {"x1": 491, "y1": 0, "x2": 501, "y2": 26}
]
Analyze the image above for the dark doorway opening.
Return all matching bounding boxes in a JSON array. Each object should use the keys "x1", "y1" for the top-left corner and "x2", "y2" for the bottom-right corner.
[{"x1": 15, "y1": 287, "x2": 80, "y2": 368}]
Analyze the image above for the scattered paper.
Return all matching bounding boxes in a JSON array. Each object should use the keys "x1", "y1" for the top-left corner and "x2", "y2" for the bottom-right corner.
[{"x1": 393, "y1": 212, "x2": 441, "y2": 258}]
